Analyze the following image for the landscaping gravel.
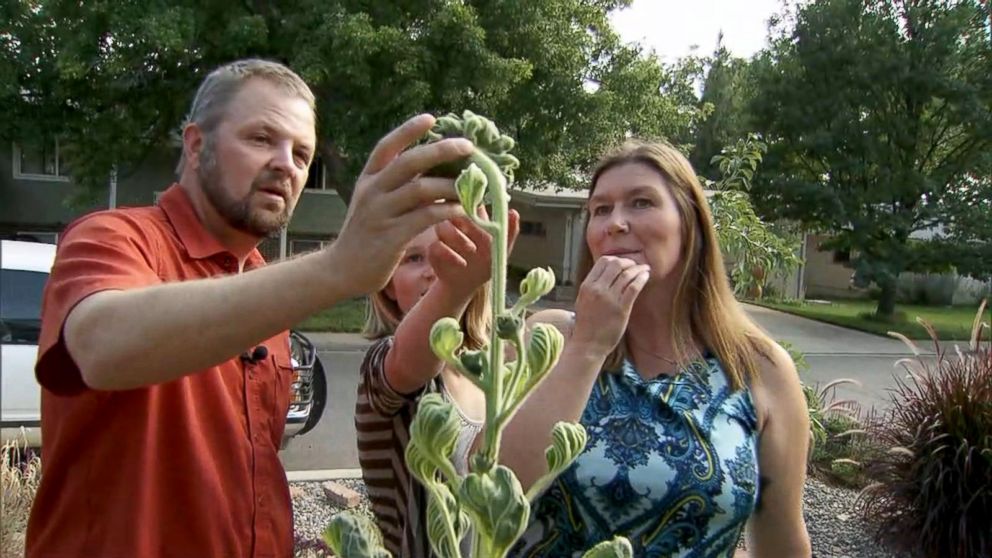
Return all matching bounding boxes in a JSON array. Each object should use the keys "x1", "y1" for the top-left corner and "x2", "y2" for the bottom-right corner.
[
  {"x1": 291, "y1": 476, "x2": 905, "y2": 557},
  {"x1": 800, "y1": 477, "x2": 903, "y2": 558}
]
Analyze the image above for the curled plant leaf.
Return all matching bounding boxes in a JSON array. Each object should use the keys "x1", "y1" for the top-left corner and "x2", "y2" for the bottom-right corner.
[
  {"x1": 526, "y1": 323, "x2": 564, "y2": 382},
  {"x1": 423, "y1": 110, "x2": 520, "y2": 180},
  {"x1": 430, "y1": 317, "x2": 464, "y2": 366},
  {"x1": 459, "y1": 466, "x2": 530, "y2": 557},
  {"x1": 545, "y1": 422, "x2": 588, "y2": 475},
  {"x1": 527, "y1": 422, "x2": 588, "y2": 501},
  {"x1": 514, "y1": 267, "x2": 556, "y2": 312},
  {"x1": 580, "y1": 536, "x2": 634, "y2": 558},
  {"x1": 460, "y1": 349, "x2": 489, "y2": 379},
  {"x1": 408, "y1": 393, "x2": 461, "y2": 471},
  {"x1": 426, "y1": 483, "x2": 470, "y2": 558},
  {"x1": 463, "y1": 112, "x2": 485, "y2": 144},
  {"x1": 496, "y1": 314, "x2": 523, "y2": 340},
  {"x1": 405, "y1": 442, "x2": 438, "y2": 492},
  {"x1": 323, "y1": 512, "x2": 392, "y2": 558},
  {"x1": 456, "y1": 163, "x2": 488, "y2": 216}
]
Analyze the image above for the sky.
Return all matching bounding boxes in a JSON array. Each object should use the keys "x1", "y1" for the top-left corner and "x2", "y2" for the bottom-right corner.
[{"x1": 610, "y1": 0, "x2": 785, "y2": 62}]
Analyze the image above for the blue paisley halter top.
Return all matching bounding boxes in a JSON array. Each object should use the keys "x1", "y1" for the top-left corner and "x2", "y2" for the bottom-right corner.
[{"x1": 511, "y1": 354, "x2": 759, "y2": 558}]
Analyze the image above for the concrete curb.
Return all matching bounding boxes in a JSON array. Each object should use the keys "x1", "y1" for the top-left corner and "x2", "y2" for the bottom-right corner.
[{"x1": 286, "y1": 468, "x2": 363, "y2": 482}]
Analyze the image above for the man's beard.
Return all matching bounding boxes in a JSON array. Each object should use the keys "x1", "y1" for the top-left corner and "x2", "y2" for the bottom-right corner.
[{"x1": 197, "y1": 138, "x2": 292, "y2": 237}]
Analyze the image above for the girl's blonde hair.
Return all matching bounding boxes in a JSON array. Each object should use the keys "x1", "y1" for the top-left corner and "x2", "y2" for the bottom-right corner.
[
  {"x1": 579, "y1": 140, "x2": 775, "y2": 390},
  {"x1": 364, "y1": 281, "x2": 491, "y2": 352}
]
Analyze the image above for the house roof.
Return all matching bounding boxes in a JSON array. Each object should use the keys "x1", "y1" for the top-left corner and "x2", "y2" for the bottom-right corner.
[{"x1": 509, "y1": 183, "x2": 587, "y2": 209}]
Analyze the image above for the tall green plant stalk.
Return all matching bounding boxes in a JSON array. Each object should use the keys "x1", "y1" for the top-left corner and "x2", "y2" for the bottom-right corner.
[{"x1": 323, "y1": 112, "x2": 631, "y2": 558}]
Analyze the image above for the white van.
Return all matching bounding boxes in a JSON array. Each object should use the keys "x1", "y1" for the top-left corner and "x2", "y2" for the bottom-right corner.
[
  {"x1": 0, "y1": 239, "x2": 326, "y2": 448},
  {"x1": 0, "y1": 239, "x2": 55, "y2": 446}
]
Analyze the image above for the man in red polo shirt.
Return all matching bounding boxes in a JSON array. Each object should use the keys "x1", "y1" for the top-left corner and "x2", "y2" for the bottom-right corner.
[{"x1": 26, "y1": 59, "x2": 474, "y2": 558}]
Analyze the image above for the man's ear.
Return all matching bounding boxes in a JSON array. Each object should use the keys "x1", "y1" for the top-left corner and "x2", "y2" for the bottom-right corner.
[{"x1": 182, "y1": 123, "x2": 205, "y2": 171}]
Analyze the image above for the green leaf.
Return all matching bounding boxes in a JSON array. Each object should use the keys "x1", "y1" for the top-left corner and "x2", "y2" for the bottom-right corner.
[
  {"x1": 425, "y1": 483, "x2": 469, "y2": 558},
  {"x1": 525, "y1": 323, "x2": 564, "y2": 383},
  {"x1": 544, "y1": 422, "x2": 588, "y2": 474},
  {"x1": 455, "y1": 163, "x2": 489, "y2": 216},
  {"x1": 323, "y1": 512, "x2": 392, "y2": 558},
  {"x1": 459, "y1": 466, "x2": 530, "y2": 556},
  {"x1": 430, "y1": 317, "x2": 465, "y2": 367},
  {"x1": 459, "y1": 349, "x2": 489, "y2": 380},
  {"x1": 527, "y1": 422, "x2": 588, "y2": 501},
  {"x1": 580, "y1": 536, "x2": 634, "y2": 558},
  {"x1": 513, "y1": 267, "x2": 556, "y2": 311},
  {"x1": 407, "y1": 393, "x2": 461, "y2": 477}
]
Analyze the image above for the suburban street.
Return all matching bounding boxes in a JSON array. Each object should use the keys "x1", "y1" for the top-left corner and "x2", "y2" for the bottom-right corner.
[{"x1": 280, "y1": 305, "x2": 938, "y2": 472}]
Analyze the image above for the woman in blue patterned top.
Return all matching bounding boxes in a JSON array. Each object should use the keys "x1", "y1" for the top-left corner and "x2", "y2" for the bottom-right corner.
[{"x1": 502, "y1": 141, "x2": 811, "y2": 557}]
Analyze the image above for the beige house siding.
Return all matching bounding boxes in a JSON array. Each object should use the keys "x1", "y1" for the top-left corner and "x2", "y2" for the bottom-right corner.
[
  {"x1": 507, "y1": 206, "x2": 562, "y2": 270},
  {"x1": 802, "y1": 234, "x2": 863, "y2": 299}
]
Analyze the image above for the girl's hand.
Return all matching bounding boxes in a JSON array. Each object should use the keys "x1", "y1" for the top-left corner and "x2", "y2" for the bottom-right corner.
[
  {"x1": 428, "y1": 208, "x2": 520, "y2": 300},
  {"x1": 571, "y1": 255, "x2": 650, "y2": 355}
]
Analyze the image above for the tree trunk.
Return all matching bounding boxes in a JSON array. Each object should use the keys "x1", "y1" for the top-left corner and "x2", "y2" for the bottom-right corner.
[{"x1": 875, "y1": 277, "x2": 898, "y2": 320}]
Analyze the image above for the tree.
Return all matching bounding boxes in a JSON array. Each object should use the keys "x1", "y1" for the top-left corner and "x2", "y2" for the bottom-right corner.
[
  {"x1": 690, "y1": 37, "x2": 757, "y2": 180},
  {"x1": 705, "y1": 134, "x2": 802, "y2": 300},
  {"x1": 0, "y1": 0, "x2": 704, "y2": 205},
  {"x1": 749, "y1": 0, "x2": 992, "y2": 319}
]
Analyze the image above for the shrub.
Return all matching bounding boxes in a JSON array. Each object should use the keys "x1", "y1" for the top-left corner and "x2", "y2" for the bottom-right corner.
[
  {"x1": 802, "y1": 379, "x2": 874, "y2": 487},
  {"x1": 1, "y1": 438, "x2": 41, "y2": 558},
  {"x1": 785, "y1": 339, "x2": 875, "y2": 487},
  {"x1": 859, "y1": 301, "x2": 992, "y2": 558}
]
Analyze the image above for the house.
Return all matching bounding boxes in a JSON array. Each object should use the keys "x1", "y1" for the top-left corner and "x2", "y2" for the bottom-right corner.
[
  {"x1": 11, "y1": 140, "x2": 981, "y2": 306},
  {"x1": 1, "y1": 140, "x2": 349, "y2": 260},
  {"x1": 801, "y1": 233, "x2": 990, "y2": 305},
  {"x1": 0, "y1": 141, "x2": 585, "y2": 298}
]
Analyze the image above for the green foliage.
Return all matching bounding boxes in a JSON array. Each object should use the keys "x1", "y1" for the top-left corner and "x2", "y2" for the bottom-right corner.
[
  {"x1": 749, "y1": 0, "x2": 992, "y2": 318},
  {"x1": 0, "y1": 0, "x2": 704, "y2": 205},
  {"x1": 296, "y1": 298, "x2": 367, "y2": 332},
  {"x1": 786, "y1": 342, "x2": 874, "y2": 488},
  {"x1": 705, "y1": 135, "x2": 802, "y2": 299},
  {"x1": 777, "y1": 340, "x2": 809, "y2": 374},
  {"x1": 860, "y1": 303, "x2": 992, "y2": 557},
  {"x1": 758, "y1": 298, "x2": 985, "y2": 341},
  {"x1": 324, "y1": 113, "x2": 628, "y2": 558},
  {"x1": 690, "y1": 40, "x2": 758, "y2": 179},
  {"x1": 580, "y1": 537, "x2": 634, "y2": 558},
  {"x1": 323, "y1": 513, "x2": 390, "y2": 558}
]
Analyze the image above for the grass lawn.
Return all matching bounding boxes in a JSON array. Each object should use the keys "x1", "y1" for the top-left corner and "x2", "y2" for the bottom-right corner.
[
  {"x1": 295, "y1": 297, "x2": 368, "y2": 332},
  {"x1": 755, "y1": 298, "x2": 988, "y2": 341}
]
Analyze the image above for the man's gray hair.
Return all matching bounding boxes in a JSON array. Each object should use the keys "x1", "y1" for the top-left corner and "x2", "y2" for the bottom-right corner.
[{"x1": 176, "y1": 59, "x2": 316, "y2": 175}]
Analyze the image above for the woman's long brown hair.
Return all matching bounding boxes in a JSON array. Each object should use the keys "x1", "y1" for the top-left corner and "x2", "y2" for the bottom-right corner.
[{"x1": 578, "y1": 140, "x2": 776, "y2": 390}]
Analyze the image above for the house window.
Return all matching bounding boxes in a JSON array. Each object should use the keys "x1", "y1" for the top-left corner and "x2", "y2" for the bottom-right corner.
[
  {"x1": 291, "y1": 237, "x2": 334, "y2": 256},
  {"x1": 520, "y1": 221, "x2": 547, "y2": 238},
  {"x1": 304, "y1": 157, "x2": 326, "y2": 190},
  {"x1": 13, "y1": 139, "x2": 70, "y2": 181},
  {"x1": 833, "y1": 249, "x2": 851, "y2": 264}
]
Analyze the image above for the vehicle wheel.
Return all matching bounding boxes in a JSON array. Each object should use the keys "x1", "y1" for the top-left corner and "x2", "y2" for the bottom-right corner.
[{"x1": 297, "y1": 357, "x2": 326, "y2": 437}]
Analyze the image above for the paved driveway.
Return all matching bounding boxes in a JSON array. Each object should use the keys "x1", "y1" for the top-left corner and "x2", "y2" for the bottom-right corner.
[
  {"x1": 743, "y1": 303, "x2": 935, "y2": 411},
  {"x1": 282, "y1": 306, "x2": 946, "y2": 471},
  {"x1": 742, "y1": 303, "x2": 924, "y2": 356}
]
